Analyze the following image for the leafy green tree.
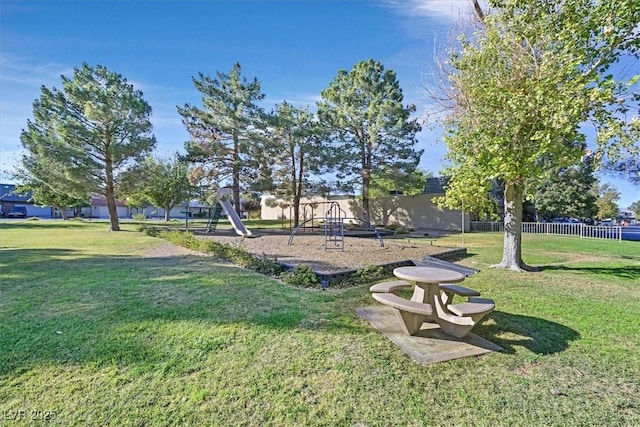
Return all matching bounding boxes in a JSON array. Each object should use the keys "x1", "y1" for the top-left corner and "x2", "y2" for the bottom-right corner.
[
  {"x1": 178, "y1": 63, "x2": 265, "y2": 215},
  {"x1": 594, "y1": 183, "x2": 620, "y2": 220},
  {"x1": 241, "y1": 198, "x2": 262, "y2": 220},
  {"x1": 317, "y1": 59, "x2": 423, "y2": 224},
  {"x1": 629, "y1": 200, "x2": 640, "y2": 216},
  {"x1": 532, "y1": 160, "x2": 598, "y2": 220},
  {"x1": 19, "y1": 63, "x2": 156, "y2": 231},
  {"x1": 369, "y1": 169, "x2": 431, "y2": 198},
  {"x1": 119, "y1": 156, "x2": 193, "y2": 221},
  {"x1": 434, "y1": 0, "x2": 639, "y2": 271},
  {"x1": 264, "y1": 102, "x2": 319, "y2": 227},
  {"x1": 14, "y1": 147, "x2": 90, "y2": 220},
  {"x1": 14, "y1": 178, "x2": 87, "y2": 220}
]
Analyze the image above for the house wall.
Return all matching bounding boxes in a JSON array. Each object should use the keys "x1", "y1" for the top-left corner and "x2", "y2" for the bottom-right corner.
[
  {"x1": 82, "y1": 205, "x2": 131, "y2": 219},
  {"x1": 369, "y1": 194, "x2": 468, "y2": 231},
  {"x1": 1, "y1": 203, "x2": 53, "y2": 218},
  {"x1": 261, "y1": 194, "x2": 468, "y2": 231},
  {"x1": 24, "y1": 205, "x2": 54, "y2": 218}
]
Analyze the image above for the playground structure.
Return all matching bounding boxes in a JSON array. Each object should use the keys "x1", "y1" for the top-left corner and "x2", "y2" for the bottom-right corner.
[
  {"x1": 218, "y1": 199, "x2": 253, "y2": 237},
  {"x1": 324, "y1": 202, "x2": 346, "y2": 251},
  {"x1": 203, "y1": 187, "x2": 254, "y2": 237},
  {"x1": 288, "y1": 201, "x2": 384, "y2": 249}
]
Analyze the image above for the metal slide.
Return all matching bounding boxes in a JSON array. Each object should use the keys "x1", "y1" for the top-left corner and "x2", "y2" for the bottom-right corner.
[{"x1": 218, "y1": 200, "x2": 253, "y2": 237}]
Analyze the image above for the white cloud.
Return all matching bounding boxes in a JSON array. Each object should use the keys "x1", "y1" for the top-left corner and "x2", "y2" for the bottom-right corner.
[
  {"x1": 379, "y1": 0, "x2": 480, "y2": 20},
  {"x1": 0, "y1": 58, "x2": 72, "y2": 179},
  {"x1": 0, "y1": 57, "x2": 72, "y2": 88}
]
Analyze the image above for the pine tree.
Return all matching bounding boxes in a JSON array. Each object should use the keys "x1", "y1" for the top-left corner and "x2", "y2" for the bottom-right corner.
[{"x1": 20, "y1": 63, "x2": 156, "y2": 231}]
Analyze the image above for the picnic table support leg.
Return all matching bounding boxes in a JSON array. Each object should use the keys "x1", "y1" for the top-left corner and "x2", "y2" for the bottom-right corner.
[
  {"x1": 432, "y1": 297, "x2": 492, "y2": 339},
  {"x1": 394, "y1": 310, "x2": 429, "y2": 336},
  {"x1": 435, "y1": 318, "x2": 475, "y2": 339},
  {"x1": 441, "y1": 291, "x2": 452, "y2": 306},
  {"x1": 410, "y1": 282, "x2": 439, "y2": 322},
  {"x1": 410, "y1": 285, "x2": 426, "y2": 302}
]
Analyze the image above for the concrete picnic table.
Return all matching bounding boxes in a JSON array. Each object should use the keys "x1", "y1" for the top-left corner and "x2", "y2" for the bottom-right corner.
[{"x1": 371, "y1": 266, "x2": 494, "y2": 338}]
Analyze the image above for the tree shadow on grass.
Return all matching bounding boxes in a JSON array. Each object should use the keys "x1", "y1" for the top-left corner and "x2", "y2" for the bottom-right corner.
[
  {"x1": 537, "y1": 265, "x2": 640, "y2": 280},
  {"x1": 0, "y1": 248, "x2": 334, "y2": 376},
  {"x1": 0, "y1": 221, "x2": 89, "y2": 230},
  {"x1": 0, "y1": 247, "x2": 77, "y2": 259},
  {"x1": 474, "y1": 311, "x2": 580, "y2": 355}
]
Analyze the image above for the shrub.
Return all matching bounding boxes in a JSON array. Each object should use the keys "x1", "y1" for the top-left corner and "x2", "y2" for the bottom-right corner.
[
  {"x1": 281, "y1": 265, "x2": 319, "y2": 288},
  {"x1": 250, "y1": 253, "x2": 285, "y2": 276},
  {"x1": 132, "y1": 213, "x2": 147, "y2": 221},
  {"x1": 159, "y1": 229, "x2": 202, "y2": 251},
  {"x1": 203, "y1": 240, "x2": 253, "y2": 266},
  {"x1": 342, "y1": 265, "x2": 386, "y2": 286},
  {"x1": 138, "y1": 224, "x2": 161, "y2": 237}
]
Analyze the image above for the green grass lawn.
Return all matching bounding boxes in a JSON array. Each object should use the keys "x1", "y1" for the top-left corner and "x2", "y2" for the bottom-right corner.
[{"x1": 1, "y1": 221, "x2": 639, "y2": 426}]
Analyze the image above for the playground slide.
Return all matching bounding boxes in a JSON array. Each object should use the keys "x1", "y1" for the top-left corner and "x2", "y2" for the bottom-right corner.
[{"x1": 219, "y1": 200, "x2": 253, "y2": 237}]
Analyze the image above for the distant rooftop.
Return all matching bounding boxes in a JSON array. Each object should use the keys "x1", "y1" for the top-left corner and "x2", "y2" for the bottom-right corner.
[{"x1": 0, "y1": 183, "x2": 32, "y2": 203}]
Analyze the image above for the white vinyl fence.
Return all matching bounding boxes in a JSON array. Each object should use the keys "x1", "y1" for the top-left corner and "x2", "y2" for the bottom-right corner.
[{"x1": 470, "y1": 221, "x2": 622, "y2": 241}]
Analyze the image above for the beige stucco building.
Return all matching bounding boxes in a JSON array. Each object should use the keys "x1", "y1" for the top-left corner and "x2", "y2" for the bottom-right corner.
[{"x1": 260, "y1": 193, "x2": 468, "y2": 232}]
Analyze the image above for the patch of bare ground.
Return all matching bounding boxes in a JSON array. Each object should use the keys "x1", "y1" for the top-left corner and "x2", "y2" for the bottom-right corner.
[
  {"x1": 543, "y1": 252, "x2": 618, "y2": 264},
  {"x1": 141, "y1": 240, "x2": 203, "y2": 258},
  {"x1": 196, "y1": 230, "x2": 454, "y2": 273}
]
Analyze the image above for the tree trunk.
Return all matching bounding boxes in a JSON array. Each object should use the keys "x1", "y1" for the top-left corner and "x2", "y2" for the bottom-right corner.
[
  {"x1": 106, "y1": 192, "x2": 120, "y2": 231},
  {"x1": 232, "y1": 132, "x2": 242, "y2": 216},
  {"x1": 57, "y1": 206, "x2": 69, "y2": 220},
  {"x1": 292, "y1": 197, "x2": 300, "y2": 227},
  {"x1": 361, "y1": 165, "x2": 371, "y2": 225},
  {"x1": 164, "y1": 206, "x2": 171, "y2": 222},
  {"x1": 292, "y1": 163, "x2": 300, "y2": 227},
  {"x1": 232, "y1": 175, "x2": 241, "y2": 216},
  {"x1": 292, "y1": 148, "x2": 304, "y2": 227},
  {"x1": 492, "y1": 181, "x2": 535, "y2": 272},
  {"x1": 105, "y1": 159, "x2": 121, "y2": 231}
]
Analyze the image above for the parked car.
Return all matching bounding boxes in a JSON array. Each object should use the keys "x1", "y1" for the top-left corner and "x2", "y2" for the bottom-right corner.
[
  {"x1": 7, "y1": 206, "x2": 28, "y2": 218},
  {"x1": 552, "y1": 217, "x2": 581, "y2": 224}
]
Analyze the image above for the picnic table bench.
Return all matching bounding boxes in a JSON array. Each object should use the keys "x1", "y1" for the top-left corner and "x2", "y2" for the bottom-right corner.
[{"x1": 369, "y1": 280, "x2": 411, "y2": 293}]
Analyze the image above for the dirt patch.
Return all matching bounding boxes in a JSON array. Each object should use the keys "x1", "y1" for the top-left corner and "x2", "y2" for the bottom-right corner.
[{"x1": 142, "y1": 240, "x2": 203, "y2": 258}]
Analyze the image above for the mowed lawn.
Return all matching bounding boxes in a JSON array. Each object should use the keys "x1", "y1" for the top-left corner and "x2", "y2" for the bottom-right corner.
[{"x1": 1, "y1": 221, "x2": 639, "y2": 426}]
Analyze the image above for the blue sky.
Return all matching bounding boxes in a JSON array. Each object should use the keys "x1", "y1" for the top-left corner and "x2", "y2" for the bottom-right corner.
[{"x1": 1, "y1": 0, "x2": 637, "y2": 209}]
